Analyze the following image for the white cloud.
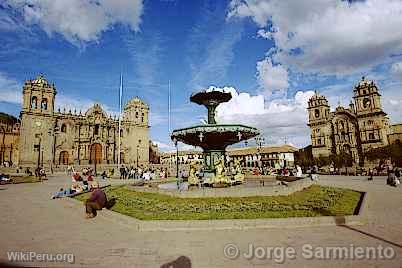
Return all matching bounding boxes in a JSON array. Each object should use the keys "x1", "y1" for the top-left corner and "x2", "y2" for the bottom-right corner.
[
  {"x1": 4, "y1": 0, "x2": 143, "y2": 44},
  {"x1": 0, "y1": 73, "x2": 21, "y2": 104},
  {"x1": 228, "y1": 0, "x2": 402, "y2": 76},
  {"x1": 187, "y1": 2, "x2": 244, "y2": 89},
  {"x1": 391, "y1": 61, "x2": 402, "y2": 82},
  {"x1": 256, "y1": 29, "x2": 272, "y2": 39},
  {"x1": 153, "y1": 141, "x2": 174, "y2": 151},
  {"x1": 256, "y1": 57, "x2": 289, "y2": 98},
  {"x1": 213, "y1": 85, "x2": 314, "y2": 147}
]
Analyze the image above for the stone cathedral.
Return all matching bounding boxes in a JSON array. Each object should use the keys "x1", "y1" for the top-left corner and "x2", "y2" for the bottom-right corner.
[
  {"x1": 307, "y1": 77, "x2": 397, "y2": 166},
  {"x1": 19, "y1": 75, "x2": 150, "y2": 168}
]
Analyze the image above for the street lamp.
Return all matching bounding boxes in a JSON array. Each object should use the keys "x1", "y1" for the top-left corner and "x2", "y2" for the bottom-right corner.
[
  {"x1": 173, "y1": 138, "x2": 179, "y2": 178},
  {"x1": 136, "y1": 144, "x2": 139, "y2": 168},
  {"x1": 48, "y1": 123, "x2": 59, "y2": 174},
  {"x1": 255, "y1": 136, "x2": 265, "y2": 167}
]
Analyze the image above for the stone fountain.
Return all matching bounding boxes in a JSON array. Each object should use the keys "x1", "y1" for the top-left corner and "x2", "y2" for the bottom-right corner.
[{"x1": 171, "y1": 88, "x2": 259, "y2": 186}]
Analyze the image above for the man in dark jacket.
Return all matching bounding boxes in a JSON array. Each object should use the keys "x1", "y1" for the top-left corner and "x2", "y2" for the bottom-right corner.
[{"x1": 85, "y1": 181, "x2": 107, "y2": 218}]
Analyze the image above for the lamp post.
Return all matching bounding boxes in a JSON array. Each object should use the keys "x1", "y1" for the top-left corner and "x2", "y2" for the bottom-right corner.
[
  {"x1": 136, "y1": 144, "x2": 139, "y2": 168},
  {"x1": 255, "y1": 136, "x2": 265, "y2": 168},
  {"x1": 173, "y1": 138, "x2": 179, "y2": 178},
  {"x1": 34, "y1": 121, "x2": 42, "y2": 171},
  {"x1": 36, "y1": 135, "x2": 41, "y2": 170},
  {"x1": 48, "y1": 123, "x2": 59, "y2": 174}
]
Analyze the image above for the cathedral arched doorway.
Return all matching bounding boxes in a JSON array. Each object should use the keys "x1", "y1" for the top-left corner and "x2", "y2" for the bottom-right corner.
[
  {"x1": 59, "y1": 151, "x2": 69, "y2": 165},
  {"x1": 90, "y1": 143, "x2": 102, "y2": 164}
]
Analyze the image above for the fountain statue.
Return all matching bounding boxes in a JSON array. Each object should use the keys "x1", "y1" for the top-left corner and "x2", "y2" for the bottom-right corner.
[
  {"x1": 233, "y1": 159, "x2": 245, "y2": 184},
  {"x1": 187, "y1": 163, "x2": 199, "y2": 185},
  {"x1": 171, "y1": 87, "x2": 259, "y2": 187}
]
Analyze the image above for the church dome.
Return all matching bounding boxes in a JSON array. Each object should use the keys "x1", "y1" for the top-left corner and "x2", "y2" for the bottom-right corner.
[
  {"x1": 125, "y1": 97, "x2": 148, "y2": 109},
  {"x1": 31, "y1": 75, "x2": 50, "y2": 86}
]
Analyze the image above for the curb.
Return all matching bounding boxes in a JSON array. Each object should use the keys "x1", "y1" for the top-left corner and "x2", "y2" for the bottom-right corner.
[{"x1": 65, "y1": 191, "x2": 369, "y2": 232}]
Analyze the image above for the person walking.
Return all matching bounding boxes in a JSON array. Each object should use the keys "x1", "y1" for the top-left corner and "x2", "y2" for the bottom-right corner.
[{"x1": 368, "y1": 168, "x2": 373, "y2": 181}]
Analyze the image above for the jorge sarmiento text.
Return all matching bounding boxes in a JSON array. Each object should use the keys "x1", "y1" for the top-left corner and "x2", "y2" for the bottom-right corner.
[
  {"x1": 7, "y1": 251, "x2": 74, "y2": 264},
  {"x1": 223, "y1": 243, "x2": 396, "y2": 263}
]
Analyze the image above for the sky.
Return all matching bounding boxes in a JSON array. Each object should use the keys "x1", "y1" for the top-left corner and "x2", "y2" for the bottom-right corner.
[{"x1": 0, "y1": 0, "x2": 402, "y2": 152}]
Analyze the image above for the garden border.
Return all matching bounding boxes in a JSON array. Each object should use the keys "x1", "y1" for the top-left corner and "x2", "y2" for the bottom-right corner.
[{"x1": 65, "y1": 191, "x2": 369, "y2": 232}]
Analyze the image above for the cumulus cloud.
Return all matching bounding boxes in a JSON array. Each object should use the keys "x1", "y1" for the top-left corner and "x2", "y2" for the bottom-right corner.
[
  {"x1": 228, "y1": 0, "x2": 402, "y2": 76},
  {"x1": 256, "y1": 57, "x2": 289, "y2": 98},
  {"x1": 4, "y1": 0, "x2": 144, "y2": 44},
  {"x1": 213, "y1": 85, "x2": 314, "y2": 147}
]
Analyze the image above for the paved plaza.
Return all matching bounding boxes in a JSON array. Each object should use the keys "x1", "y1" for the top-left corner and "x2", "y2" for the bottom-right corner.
[{"x1": 0, "y1": 174, "x2": 401, "y2": 267}]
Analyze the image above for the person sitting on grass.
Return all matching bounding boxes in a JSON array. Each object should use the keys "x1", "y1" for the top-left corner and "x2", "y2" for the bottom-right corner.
[
  {"x1": 52, "y1": 187, "x2": 75, "y2": 199},
  {"x1": 100, "y1": 171, "x2": 108, "y2": 180},
  {"x1": 84, "y1": 181, "x2": 107, "y2": 219}
]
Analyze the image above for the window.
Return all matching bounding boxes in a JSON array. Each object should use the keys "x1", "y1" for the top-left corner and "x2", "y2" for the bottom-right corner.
[
  {"x1": 94, "y1": 124, "x2": 99, "y2": 135},
  {"x1": 31, "y1": 96, "x2": 37, "y2": 109},
  {"x1": 41, "y1": 98, "x2": 48, "y2": 110},
  {"x1": 61, "y1": 124, "x2": 67, "y2": 133},
  {"x1": 369, "y1": 133, "x2": 375, "y2": 140},
  {"x1": 317, "y1": 139, "x2": 322, "y2": 145},
  {"x1": 314, "y1": 109, "x2": 320, "y2": 118}
]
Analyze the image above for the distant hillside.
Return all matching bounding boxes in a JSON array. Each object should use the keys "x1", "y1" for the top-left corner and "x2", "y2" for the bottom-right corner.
[{"x1": 0, "y1": 112, "x2": 19, "y2": 124}]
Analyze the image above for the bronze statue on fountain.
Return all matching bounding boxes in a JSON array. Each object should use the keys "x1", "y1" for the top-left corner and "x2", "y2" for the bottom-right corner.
[{"x1": 171, "y1": 88, "x2": 259, "y2": 187}]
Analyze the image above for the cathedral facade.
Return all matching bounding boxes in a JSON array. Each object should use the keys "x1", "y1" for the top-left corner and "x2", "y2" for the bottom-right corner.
[
  {"x1": 19, "y1": 75, "x2": 150, "y2": 168},
  {"x1": 307, "y1": 77, "x2": 396, "y2": 166}
]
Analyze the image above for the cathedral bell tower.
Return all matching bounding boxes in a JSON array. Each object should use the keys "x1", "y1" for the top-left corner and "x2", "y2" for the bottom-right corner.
[
  {"x1": 22, "y1": 74, "x2": 56, "y2": 115},
  {"x1": 19, "y1": 75, "x2": 57, "y2": 168},
  {"x1": 353, "y1": 77, "x2": 383, "y2": 116},
  {"x1": 353, "y1": 77, "x2": 389, "y2": 152},
  {"x1": 307, "y1": 91, "x2": 331, "y2": 157}
]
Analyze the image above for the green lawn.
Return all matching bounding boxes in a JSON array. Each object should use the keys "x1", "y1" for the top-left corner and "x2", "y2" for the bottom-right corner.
[{"x1": 74, "y1": 185, "x2": 362, "y2": 220}]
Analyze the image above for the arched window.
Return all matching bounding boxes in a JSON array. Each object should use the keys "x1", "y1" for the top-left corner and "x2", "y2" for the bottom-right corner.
[
  {"x1": 61, "y1": 124, "x2": 67, "y2": 133},
  {"x1": 41, "y1": 98, "x2": 48, "y2": 110},
  {"x1": 31, "y1": 96, "x2": 37, "y2": 109},
  {"x1": 94, "y1": 124, "x2": 99, "y2": 135}
]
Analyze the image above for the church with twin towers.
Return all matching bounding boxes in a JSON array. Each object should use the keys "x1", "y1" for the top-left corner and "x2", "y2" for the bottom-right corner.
[
  {"x1": 19, "y1": 75, "x2": 150, "y2": 168},
  {"x1": 307, "y1": 77, "x2": 401, "y2": 166}
]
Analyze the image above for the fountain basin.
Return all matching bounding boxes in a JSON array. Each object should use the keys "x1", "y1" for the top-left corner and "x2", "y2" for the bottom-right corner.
[{"x1": 171, "y1": 124, "x2": 259, "y2": 150}]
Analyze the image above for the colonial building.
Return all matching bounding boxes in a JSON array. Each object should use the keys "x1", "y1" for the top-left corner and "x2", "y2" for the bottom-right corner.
[
  {"x1": 160, "y1": 145, "x2": 297, "y2": 168},
  {"x1": 0, "y1": 113, "x2": 20, "y2": 166},
  {"x1": 307, "y1": 77, "x2": 399, "y2": 166},
  {"x1": 227, "y1": 145, "x2": 297, "y2": 168},
  {"x1": 19, "y1": 75, "x2": 150, "y2": 168}
]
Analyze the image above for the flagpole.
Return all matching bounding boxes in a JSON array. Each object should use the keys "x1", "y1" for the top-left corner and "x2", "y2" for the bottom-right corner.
[
  {"x1": 118, "y1": 73, "x2": 123, "y2": 169},
  {"x1": 168, "y1": 80, "x2": 171, "y2": 171},
  {"x1": 168, "y1": 79, "x2": 171, "y2": 134}
]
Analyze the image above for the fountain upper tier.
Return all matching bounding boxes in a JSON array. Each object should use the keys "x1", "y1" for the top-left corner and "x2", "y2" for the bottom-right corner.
[{"x1": 190, "y1": 90, "x2": 232, "y2": 124}]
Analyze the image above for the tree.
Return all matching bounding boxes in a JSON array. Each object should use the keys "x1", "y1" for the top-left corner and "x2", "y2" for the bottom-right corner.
[{"x1": 365, "y1": 143, "x2": 402, "y2": 167}]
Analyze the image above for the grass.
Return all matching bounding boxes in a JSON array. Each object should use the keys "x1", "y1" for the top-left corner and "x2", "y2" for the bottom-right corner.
[{"x1": 73, "y1": 185, "x2": 362, "y2": 220}]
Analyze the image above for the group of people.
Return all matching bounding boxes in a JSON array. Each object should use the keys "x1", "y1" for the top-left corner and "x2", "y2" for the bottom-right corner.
[
  {"x1": 51, "y1": 180, "x2": 108, "y2": 219},
  {"x1": 384, "y1": 165, "x2": 401, "y2": 187},
  {"x1": 119, "y1": 165, "x2": 168, "y2": 180}
]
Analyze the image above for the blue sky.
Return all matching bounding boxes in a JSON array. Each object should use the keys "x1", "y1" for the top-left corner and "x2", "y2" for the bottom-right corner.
[{"x1": 1, "y1": 0, "x2": 402, "y2": 151}]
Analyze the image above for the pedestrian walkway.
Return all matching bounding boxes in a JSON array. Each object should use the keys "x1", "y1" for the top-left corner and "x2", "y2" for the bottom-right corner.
[{"x1": 0, "y1": 174, "x2": 401, "y2": 267}]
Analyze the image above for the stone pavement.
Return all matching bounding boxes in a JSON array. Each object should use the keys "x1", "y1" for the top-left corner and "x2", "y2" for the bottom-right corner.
[{"x1": 0, "y1": 174, "x2": 401, "y2": 267}]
